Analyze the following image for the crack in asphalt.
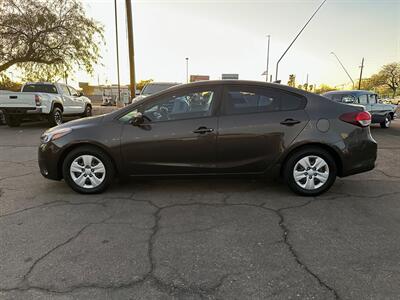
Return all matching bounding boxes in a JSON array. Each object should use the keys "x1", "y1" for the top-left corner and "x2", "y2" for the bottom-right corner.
[
  {"x1": 3, "y1": 185, "x2": 400, "y2": 297},
  {"x1": 0, "y1": 195, "x2": 344, "y2": 298},
  {"x1": 18, "y1": 215, "x2": 115, "y2": 289},
  {"x1": 375, "y1": 169, "x2": 400, "y2": 179},
  {"x1": 0, "y1": 200, "x2": 106, "y2": 219},
  {"x1": 8, "y1": 186, "x2": 400, "y2": 297},
  {"x1": 0, "y1": 172, "x2": 34, "y2": 182},
  {"x1": 275, "y1": 200, "x2": 339, "y2": 299}
]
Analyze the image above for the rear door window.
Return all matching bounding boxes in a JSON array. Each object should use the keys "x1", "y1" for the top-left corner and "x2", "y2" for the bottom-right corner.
[{"x1": 222, "y1": 85, "x2": 305, "y2": 115}]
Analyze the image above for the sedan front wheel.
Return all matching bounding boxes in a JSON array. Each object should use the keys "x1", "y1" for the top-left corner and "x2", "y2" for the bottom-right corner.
[{"x1": 62, "y1": 146, "x2": 115, "y2": 194}]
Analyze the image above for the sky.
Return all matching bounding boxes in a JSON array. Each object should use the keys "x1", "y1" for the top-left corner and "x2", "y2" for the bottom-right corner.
[{"x1": 74, "y1": 0, "x2": 400, "y2": 87}]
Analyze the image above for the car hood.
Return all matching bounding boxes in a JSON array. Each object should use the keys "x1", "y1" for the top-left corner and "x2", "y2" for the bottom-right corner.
[{"x1": 48, "y1": 115, "x2": 104, "y2": 131}]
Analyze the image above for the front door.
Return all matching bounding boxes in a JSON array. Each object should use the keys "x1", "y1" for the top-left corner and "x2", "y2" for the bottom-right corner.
[
  {"x1": 59, "y1": 84, "x2": 75, "y2": 114},
  {"x1": 216, "y1": 85, "x2": 309, "y2": 173},
  {"x1": 120, "y1": 85, "x2": 221, "y2": 175}
]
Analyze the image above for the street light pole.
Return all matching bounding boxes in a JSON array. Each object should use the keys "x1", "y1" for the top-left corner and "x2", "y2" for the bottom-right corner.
[
  {"x1": 266, "y1": 35, "x2": 270, "y2": 82},
  {"x1": 114, "y1": 0, "x2": 121, "y2": 105},
  {"x1": 275, "y1": 0, "x2": 327, "y2": 82},
  {"x1": 330, "y1": 51, "x2": 354, "y2": 89},
  {"x1": 358, "y1": 57, "x2": 364, "y2": 90},
  {"x1": 185, "y1": 57, "x2": 189, "y2": 83},
  {"x1": 126, "y1": 0, "x2": 136, "y2": 100}
]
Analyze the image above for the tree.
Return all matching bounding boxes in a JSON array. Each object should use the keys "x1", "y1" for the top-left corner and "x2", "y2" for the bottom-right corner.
[
  {"x1": 136, "y1": 79, "x2": 154, "y2": 91},
  {"x1": 0, "y1": 0, "x2": 104, "y2": 80},
  {"x1": 287, "y1": 74, "x2": 296, "y2": 87},
  {"x1": 375, "y1": 62, "x2": 400, "y2": 98},
  {"x1": 0, "y1": 73, "x2": 21, "y2": 91},
  {"x1": 314, "y1": 84, "x2": 336, "y2": 94}
]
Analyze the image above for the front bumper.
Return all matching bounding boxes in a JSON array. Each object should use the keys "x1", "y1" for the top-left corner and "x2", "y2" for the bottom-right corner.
[{"x1": 38, "y1": 142, "x2": 63, "y2": 180}]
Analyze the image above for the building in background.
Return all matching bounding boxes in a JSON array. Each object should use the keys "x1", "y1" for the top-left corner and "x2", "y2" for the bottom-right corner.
[
  {"x1": 190, "y1": 75, "x2": 210, "y2": 83},
  {"x1": 221, "y1": 74, "x2": 239, "y2": 80},
  {"x1": 79, "y1": 82, "x2": 131, "y2": 105}
]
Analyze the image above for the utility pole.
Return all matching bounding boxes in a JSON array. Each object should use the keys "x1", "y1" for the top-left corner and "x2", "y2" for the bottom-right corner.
[
  {"x1": 114, "y1": 0, "x2": 121, "y2": 105},
  {"x1": 306, "y1": 73, "x2": 309, "y2": 90},
  {"x1": 266, "y1": 35, "x2": 270, "y2": 82},
  {"x1": 275, "y1": 0, "x2": 326, "y2": 82},
  {"x1": 126, "y1": 0, "x2": 136, "y2": 100},
  {"x1": 330, "y1": 52, "x2": 354, "y2": 89},
  {"x1": 358, "y1": 57, "x2": 364, "y2": 90},
  {"x1": 185, "y1": 57, "x2": 189, "y2": 83}
]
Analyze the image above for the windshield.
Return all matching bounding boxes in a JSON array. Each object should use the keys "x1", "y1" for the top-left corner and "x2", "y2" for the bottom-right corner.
[
  {"x1": 142, "y1": 83, "x2": 177, "y2": 95},
  {"x1": 22, "y1": 84, "x2": 58, "y2": 94}
]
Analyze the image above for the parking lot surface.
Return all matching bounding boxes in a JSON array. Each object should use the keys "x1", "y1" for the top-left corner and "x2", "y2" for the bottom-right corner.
[{"x1": 1, "y1": 120, "x2": 400, "y2": 299}]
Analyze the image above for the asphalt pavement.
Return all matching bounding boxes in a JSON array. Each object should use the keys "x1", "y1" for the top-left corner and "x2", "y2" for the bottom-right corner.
[{"x1": 0, "y1": 120, "x2": 399, "y2": 299}]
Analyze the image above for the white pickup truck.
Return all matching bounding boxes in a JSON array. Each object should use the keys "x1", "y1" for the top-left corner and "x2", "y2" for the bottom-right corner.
[{"x1": 0, "y1": 82, "x2": 92, "y2": 127}]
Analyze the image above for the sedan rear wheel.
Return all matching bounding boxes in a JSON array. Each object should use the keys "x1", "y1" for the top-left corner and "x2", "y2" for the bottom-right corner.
[
  {"x1": 284, "y1": 147, "x2": 337, "y2": 196},
  {"x1": 62, "y1": 146, "x2": 115, "y2": 194}
]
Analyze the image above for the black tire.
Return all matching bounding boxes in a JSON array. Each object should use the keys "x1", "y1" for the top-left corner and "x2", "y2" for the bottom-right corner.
[
  {"x1": 48, "y1": 107, "x2": 63, "y2": 127},
  {"x1": 83, "y1": 105, "x2": 92, "y2": 117},
  {"x1": 5, "y1": 115, "x2": 21, "y2": 127},
  {"x1": 380, "y1": 115, "x2": 391, "y2": 128},
  {"x1": 283, "y1": 147, "x2": 337, "y2": 196},
  {"x1": 62, "y1": 146, "x2": 115, "y2": 194}
]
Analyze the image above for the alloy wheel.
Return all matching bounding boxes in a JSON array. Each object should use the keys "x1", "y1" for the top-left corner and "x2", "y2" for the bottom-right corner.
[
  {"x1": 293, "y1": 155, "x2": 330, "y2": 190},
  {"x1": 70, "y1": 155, "x2": 106, "y2": 189}
]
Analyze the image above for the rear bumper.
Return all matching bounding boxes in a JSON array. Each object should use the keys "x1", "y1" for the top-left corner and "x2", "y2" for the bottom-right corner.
[
  {"x1": 337, "y1": 132, "x2": 378, "y2": 177},
  {"x1": 1, "y1": 107, "x2": 43, "y2": 115}
]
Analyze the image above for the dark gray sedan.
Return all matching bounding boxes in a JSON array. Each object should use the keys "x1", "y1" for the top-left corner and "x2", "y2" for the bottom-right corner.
[{"x1": 38, "y1": 80, "x2": 377, "y2": 196}]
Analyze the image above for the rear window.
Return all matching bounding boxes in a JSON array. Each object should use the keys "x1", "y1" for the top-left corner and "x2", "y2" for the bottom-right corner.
[{"x1": 22, "y1": 84, "x2": 58, "y2": 94}]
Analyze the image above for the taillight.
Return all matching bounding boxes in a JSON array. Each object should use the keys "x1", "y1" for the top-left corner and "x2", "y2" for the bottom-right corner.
[
  {"x1": 340, "y1": 111, "x2": 371, "y2": 127},
  {"x1": 35, "y1": 94, "x2": 41, "y2": 106}
]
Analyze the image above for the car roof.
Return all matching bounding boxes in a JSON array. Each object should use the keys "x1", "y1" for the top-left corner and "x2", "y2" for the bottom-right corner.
[
  {"x1": 164, "y1": 80, "x2": 312, "y2": 96},
  {"x1": 323, "y1": 90, "x2": 375, "y2": 96}
]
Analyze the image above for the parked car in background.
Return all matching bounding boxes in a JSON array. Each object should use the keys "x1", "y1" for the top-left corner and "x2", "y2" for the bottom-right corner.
[
  {"x1": 322, "y1": 90, "x2": 397, "y2": 128},
  {"x1": 0, "y1": 90, "x2": 12, "y2": 125},
  {"x1": 0, "y1": 82, "x2": 92, "y2": 127},
  {"x1": 39, "y1": 80, "x2": 377, "y2": 196},
  {"x1": 132, "y1": 82, "x2": 180, "y2": 103}
]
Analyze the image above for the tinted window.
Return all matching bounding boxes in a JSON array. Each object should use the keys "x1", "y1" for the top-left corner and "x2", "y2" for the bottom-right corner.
[
  {"x1": 22, "y1": 84, "x2": 58, "y2": 94},
  {"x1": 135, "y1": 88, "x2": 216, "y2": 122},
  {"x1": 223, "y1": 86, "x2": 305, "y2": 115},
  {"x1": 142, "y1": 83, "x2": 177, "y2": 95},
  {"x1": 359, "y1": 94, "x2": 368, "y2": 105},
  {"x1": 281, "y1": 92, "x2": 307, "y2": 110}
]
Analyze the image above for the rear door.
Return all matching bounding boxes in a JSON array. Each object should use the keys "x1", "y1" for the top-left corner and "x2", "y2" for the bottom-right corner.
[{"x1": 216, "y1": 85, "x2": 309, "y2": 173}]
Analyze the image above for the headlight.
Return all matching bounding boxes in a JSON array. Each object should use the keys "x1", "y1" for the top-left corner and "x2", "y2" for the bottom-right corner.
[{"x1": 41, "y1": 128, "x2": 72, "y2": 143}]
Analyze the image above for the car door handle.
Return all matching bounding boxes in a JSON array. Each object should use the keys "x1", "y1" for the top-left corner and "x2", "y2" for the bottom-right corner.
[
  {"x1": 193, "y1": 127, "x2": 214, "y2": 134},
  {"x1": 280, "y1": 119, "x2": 301, "y2": 126}
]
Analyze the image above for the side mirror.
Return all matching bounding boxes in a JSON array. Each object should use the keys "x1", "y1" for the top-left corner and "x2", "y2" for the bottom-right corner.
[
  {"x1": 77, "y1": 91, "x2": 84, "y2": 97},
  {"x1": 129, "y1": 112, "x2": 145, "y2": 126},
  {"x1": 135, "y1": 90, "x2": 141, "y2": 96}
]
